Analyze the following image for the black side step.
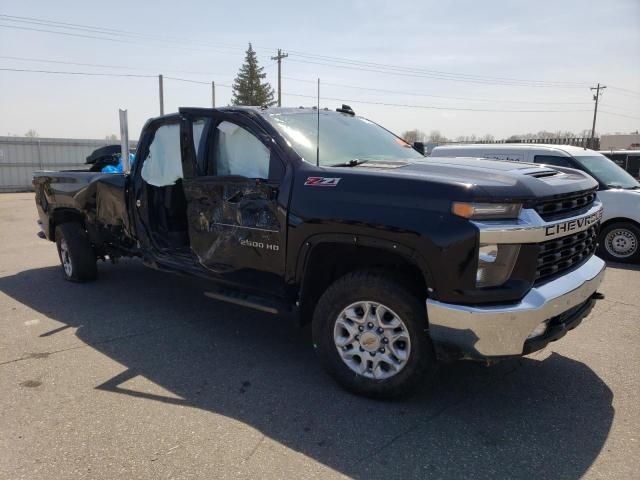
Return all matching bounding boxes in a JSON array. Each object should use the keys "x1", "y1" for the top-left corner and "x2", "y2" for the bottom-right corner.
[{"x1": 204, "y1": 288, "x2": 289, "y2": 315}]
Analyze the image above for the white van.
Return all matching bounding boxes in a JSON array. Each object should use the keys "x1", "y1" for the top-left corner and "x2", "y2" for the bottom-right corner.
[{"x1": 430, "y1": 144, "x2": 640, "y2": 263}]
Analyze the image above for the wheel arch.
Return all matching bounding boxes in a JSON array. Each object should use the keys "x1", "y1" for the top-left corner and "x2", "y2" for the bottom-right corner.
[
  {"x1": 50, "y1": 208, "x2": 86, "y2": 242},
  {"x1": 295, "y1": 234, "x2": 434, "y2": 325},
  {"x1": 600, "y1": 217, "x2": 640, "y2": 231}
]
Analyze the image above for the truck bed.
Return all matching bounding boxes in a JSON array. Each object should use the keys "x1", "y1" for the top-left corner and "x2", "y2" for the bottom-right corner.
[{"x1": 33, "y1": 170, "x2": 133, "y2": 248}]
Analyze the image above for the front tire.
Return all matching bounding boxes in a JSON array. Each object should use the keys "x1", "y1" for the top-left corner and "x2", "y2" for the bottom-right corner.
[
  {"x1": 312, "y1": 270, "x2": 436, "y2": 398},
  {"x1": 598, "y1": 222, "x2": 640, "y2": 263},
  {"x1": 55, "y1": 223, "x2": 97, "y2": 282}
]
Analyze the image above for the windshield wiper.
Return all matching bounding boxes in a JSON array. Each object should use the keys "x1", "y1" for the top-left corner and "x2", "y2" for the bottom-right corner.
[{"x1": 330, "y1": 159, "x2": 371, "y2": 167}]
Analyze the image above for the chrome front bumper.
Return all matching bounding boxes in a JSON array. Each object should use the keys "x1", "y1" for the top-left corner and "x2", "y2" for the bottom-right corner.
[{"x1": 426, "y1": 254, "x2": 606, "y2": 358}]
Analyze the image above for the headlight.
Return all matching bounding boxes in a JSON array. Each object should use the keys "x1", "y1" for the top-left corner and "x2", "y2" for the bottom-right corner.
[
  {"x1": 476, "y1": 244, "x2": 520, "y2": 288},
  {"x1": 452, "y1": 202, "x2": 522, "y2": 220}
]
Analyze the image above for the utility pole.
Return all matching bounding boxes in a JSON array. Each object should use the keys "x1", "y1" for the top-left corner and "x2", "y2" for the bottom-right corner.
[
  {"x1": 211, "y1": 81, "x2": 216, "y2": 108},
  {"x1": 159, "y1": 74, "x2": 164, "y2": 115},
  {"x1": 589, "y1": 83, "x2": 606, "y2": 149},
  {"x1": 270, "y1": 49, "x2": 288, "y2": 107}
]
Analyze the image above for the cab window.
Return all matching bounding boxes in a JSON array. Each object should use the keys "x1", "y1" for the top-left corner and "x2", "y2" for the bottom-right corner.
[
  {"x1": 141, "y1": 123, "x2": 183, "y2": 187},
  {"x1": 214, "y1": 121, "x2": 270, "y2": 179},
  {"x1": 533, "y1": 155, "x2": 573, "y2": 168}
]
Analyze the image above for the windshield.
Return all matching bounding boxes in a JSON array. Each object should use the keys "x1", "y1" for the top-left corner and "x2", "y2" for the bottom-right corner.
[
  {"x1": 573, "y1": 154, "x2": 640, "y2": 189},
  {"x1": 265, "y1": 111, "x2": 424, "y2": 166}
]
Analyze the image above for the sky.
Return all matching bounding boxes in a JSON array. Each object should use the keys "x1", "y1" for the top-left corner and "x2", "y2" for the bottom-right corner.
[{"x1": 0, "y1": 0, "x2": 639, "y2": 140}]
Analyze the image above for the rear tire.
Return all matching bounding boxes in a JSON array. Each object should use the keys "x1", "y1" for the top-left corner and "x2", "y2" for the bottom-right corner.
[
  {"x1": 598, "y1": 222, "x2": 640, "y2": 263},
  {"x1": 55, "y1": 223, "x2": 97, "y2": 282},
  {"x1": 312, "y1": 269, "x2": 436, "y2": 399}
]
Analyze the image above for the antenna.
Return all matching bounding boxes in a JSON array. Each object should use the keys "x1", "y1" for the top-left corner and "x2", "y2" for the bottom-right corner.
[{"x1": 316, "y1": 78, "x2": 320, "y2": 167}]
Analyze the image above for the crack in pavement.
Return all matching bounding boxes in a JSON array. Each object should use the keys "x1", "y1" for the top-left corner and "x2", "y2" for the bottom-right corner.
[{"x1": 242, "y1": 434, "x2": 266, "y2": 464}]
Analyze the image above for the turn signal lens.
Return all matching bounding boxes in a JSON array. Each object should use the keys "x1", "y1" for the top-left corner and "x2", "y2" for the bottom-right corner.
[{"x1": 452, "y1": 202, "x2": 522, "y2": 220}]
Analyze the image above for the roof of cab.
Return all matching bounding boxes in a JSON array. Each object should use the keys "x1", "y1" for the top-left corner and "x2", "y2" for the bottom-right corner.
[{"x1": 220, "y1": 106, "x2": 344, "y2": 115}]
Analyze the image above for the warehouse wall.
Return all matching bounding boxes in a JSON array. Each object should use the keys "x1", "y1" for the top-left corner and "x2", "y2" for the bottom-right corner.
[{"x1": 0, "y1": 136, "x2": 118, "y2": 192}]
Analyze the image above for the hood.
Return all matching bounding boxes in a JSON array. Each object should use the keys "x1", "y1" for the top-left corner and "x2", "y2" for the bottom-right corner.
[{"x1": 344, "y1": 156, "x2": 598, "y2": 202}]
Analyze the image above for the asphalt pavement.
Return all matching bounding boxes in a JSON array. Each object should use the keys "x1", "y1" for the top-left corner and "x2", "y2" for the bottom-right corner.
[{"x1": 1, "y1": 192, "x2": 638, "y2": 479}]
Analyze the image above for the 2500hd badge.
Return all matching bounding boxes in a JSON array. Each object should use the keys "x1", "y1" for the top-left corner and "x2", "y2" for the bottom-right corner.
[{"x1": 545, "y1": 209, "x2": 603, "y2": 237}]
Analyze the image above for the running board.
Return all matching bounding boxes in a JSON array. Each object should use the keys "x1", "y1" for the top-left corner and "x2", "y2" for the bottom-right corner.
[{"x1": 204, "y1": 289, "x2": 287, "y2": 315}]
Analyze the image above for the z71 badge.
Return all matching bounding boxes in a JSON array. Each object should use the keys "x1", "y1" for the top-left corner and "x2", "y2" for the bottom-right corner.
[{"x1": 304, "y1": 177, "x2": 341, "y2": 187}]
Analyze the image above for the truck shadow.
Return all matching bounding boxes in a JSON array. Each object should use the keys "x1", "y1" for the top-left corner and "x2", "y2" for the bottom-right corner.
[
  {"x1": 605, "y1": 260, "x2": 640, "y2": 271},
  {"x1": 0, "y1": 261, "x2": 614, "y2": 479}
]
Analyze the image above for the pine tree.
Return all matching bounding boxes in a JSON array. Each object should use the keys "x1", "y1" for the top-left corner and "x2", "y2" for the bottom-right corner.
[{"x1": 231, "y1": 43, "x2": 275, "y2": 107}]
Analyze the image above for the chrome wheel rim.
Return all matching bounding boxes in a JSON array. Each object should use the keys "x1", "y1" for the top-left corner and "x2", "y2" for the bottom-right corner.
[
  {"x1": 333, "y1": 301, "x2": 411, "y2": 380},
  {"x1": 604, "y1": 228, "x2": 638, "y2": 259},
  {"x1": 60, "y1": 238, "x2": 73, "y2": 276}
]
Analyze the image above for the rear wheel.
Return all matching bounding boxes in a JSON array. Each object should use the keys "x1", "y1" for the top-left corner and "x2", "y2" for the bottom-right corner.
[
  {"x1": 598, "y1": 222, "x2": 640, "y2": 263},
  {"x1": 312, "y1": 270, "x2": 436, "y2": 398},
  {"x1": 55, "y1": 223, "x2": 97, "y2": 282}
]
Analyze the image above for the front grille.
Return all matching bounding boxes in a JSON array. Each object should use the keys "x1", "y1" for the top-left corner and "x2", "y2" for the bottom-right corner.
[
  {"x1": 533, "y1": 189, "x2": 597, "y2": 220},
  {"x1": 535, "y1": 225, "x2": 599, "y2": 283}
]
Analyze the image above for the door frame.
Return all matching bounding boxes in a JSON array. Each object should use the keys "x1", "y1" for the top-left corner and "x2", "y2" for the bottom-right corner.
[{"x1": 178, "y1": 108, "x2": 291, "y2": 295}]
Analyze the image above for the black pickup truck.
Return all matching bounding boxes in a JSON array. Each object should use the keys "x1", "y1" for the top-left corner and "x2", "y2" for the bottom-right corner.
[{"x1": 34, "y1": 106, "x2": 606, "y2": 397}]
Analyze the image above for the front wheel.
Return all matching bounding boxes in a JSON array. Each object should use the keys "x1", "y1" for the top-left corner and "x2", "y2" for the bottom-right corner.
[
  {"x1": 312, "y1": 270, "x2": 436, "y2": 398},
  {"x1": 598, "y1": 222, "x2": 640, "y2": 263}
]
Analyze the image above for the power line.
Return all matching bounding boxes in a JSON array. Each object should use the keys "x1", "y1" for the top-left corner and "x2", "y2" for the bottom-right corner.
[
  {"x1": 607, "y1": 88, "x2": 640, "y2": 100},
  {"x1": 282, "y1": 76, "x2": 592, "y2": 105},
  {"x1": 1, "y1": 54, "x2": 594, "y2": 106},
  {"x1": 286, "y1": 58, "x2": 589, "y2": 88},
  {"x1": 608, "y1": 85, "x2": 640, "y2": 97},
  {"x1": 0, "y1": 55, "x2": 236, "y2": 78},
  {"x1": 0, "y1": 67, "x2": 154, "y2": 78},
  {"x1": 164, "y1": 76, "x2": 232, "y2": 88},
  {"x1": 599, "y1": 110, "x2": 640, "y2": 121},
  {"x1": 0, "y1": 14, "x2": 595, "y2": 89},
  {"x1": 283, "y1": 92, "x2": 592, "y2": 113},
  {"x1": 598, "y1": 101, "x2": 640, "y2": 114},
  {"x1": 0, "y1": 24, "x2": 251, "y2": 57},
  {"x1": 286, "y1": 51, "x2": 589, "y2": 88},
  {"x1": 2, "y1": 66, "x2": 635, "y2": 118},
  {"x1": 0, "y1": 14, "x2": 248, "y2": 54}
]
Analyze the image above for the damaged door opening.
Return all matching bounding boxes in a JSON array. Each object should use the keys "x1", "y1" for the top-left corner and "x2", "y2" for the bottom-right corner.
[
  {"x1": 136, "y1": 119, "x2": 190, "y2": 251},
  {"x1": 181, "y1": 111, "x2": 288, "y2": 295}
]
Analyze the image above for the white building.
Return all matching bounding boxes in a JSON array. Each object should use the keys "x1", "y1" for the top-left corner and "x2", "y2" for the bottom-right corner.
[{"x1": 600, "y1": 133, "x2": 640, "y2": 151}]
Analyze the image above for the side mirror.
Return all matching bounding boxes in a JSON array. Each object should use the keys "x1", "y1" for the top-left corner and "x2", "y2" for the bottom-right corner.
[{"x1": 413, "y1": 142, "x2": 425, "y2": 155}]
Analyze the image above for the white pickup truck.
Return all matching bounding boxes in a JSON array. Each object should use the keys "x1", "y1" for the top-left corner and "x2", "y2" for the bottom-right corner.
[{"x1": 430, "y1": 144, "x2": 640, "y2": 263}]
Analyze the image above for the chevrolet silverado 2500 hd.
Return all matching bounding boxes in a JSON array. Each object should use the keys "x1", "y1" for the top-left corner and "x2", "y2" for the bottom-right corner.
[{"x1": 34, "y1": 106, "x2": 606, "y2": 397}]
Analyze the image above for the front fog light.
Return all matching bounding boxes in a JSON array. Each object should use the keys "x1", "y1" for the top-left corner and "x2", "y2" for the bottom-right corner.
[
  {"x1": 527, "y1": 320, "x2": 549, "y2": 339},
  {"x1": 476, "y1": 244, "x2": 520, "y2": 288}
]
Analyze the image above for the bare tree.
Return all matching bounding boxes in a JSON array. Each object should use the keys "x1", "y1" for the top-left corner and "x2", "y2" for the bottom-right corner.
[
  {"x1": 428, "y1": 130, "x2": 448, "y2": 143},
  {"x1": 401, "y1": 129, "x2": 426, "y2": 144},
  {"x1": 24, "y1": 129, "x2": 39, "y2": 138}
]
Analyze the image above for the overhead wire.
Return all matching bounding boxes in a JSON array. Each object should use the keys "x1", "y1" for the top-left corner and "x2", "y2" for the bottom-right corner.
[
  {"x1": 0, "y1": 67, "x2": 626, "y2": 116},
  {"x1": 0, "y1": 14, "x2": 595, "y2": 89},
  {"x1": 282, "y1": 76, "x2": 592, "y2": 105}
]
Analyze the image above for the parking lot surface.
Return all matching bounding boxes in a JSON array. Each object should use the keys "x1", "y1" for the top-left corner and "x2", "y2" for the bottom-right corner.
[{"x1": 1, "y1": 192, "x2": 639, "y2": 479}]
